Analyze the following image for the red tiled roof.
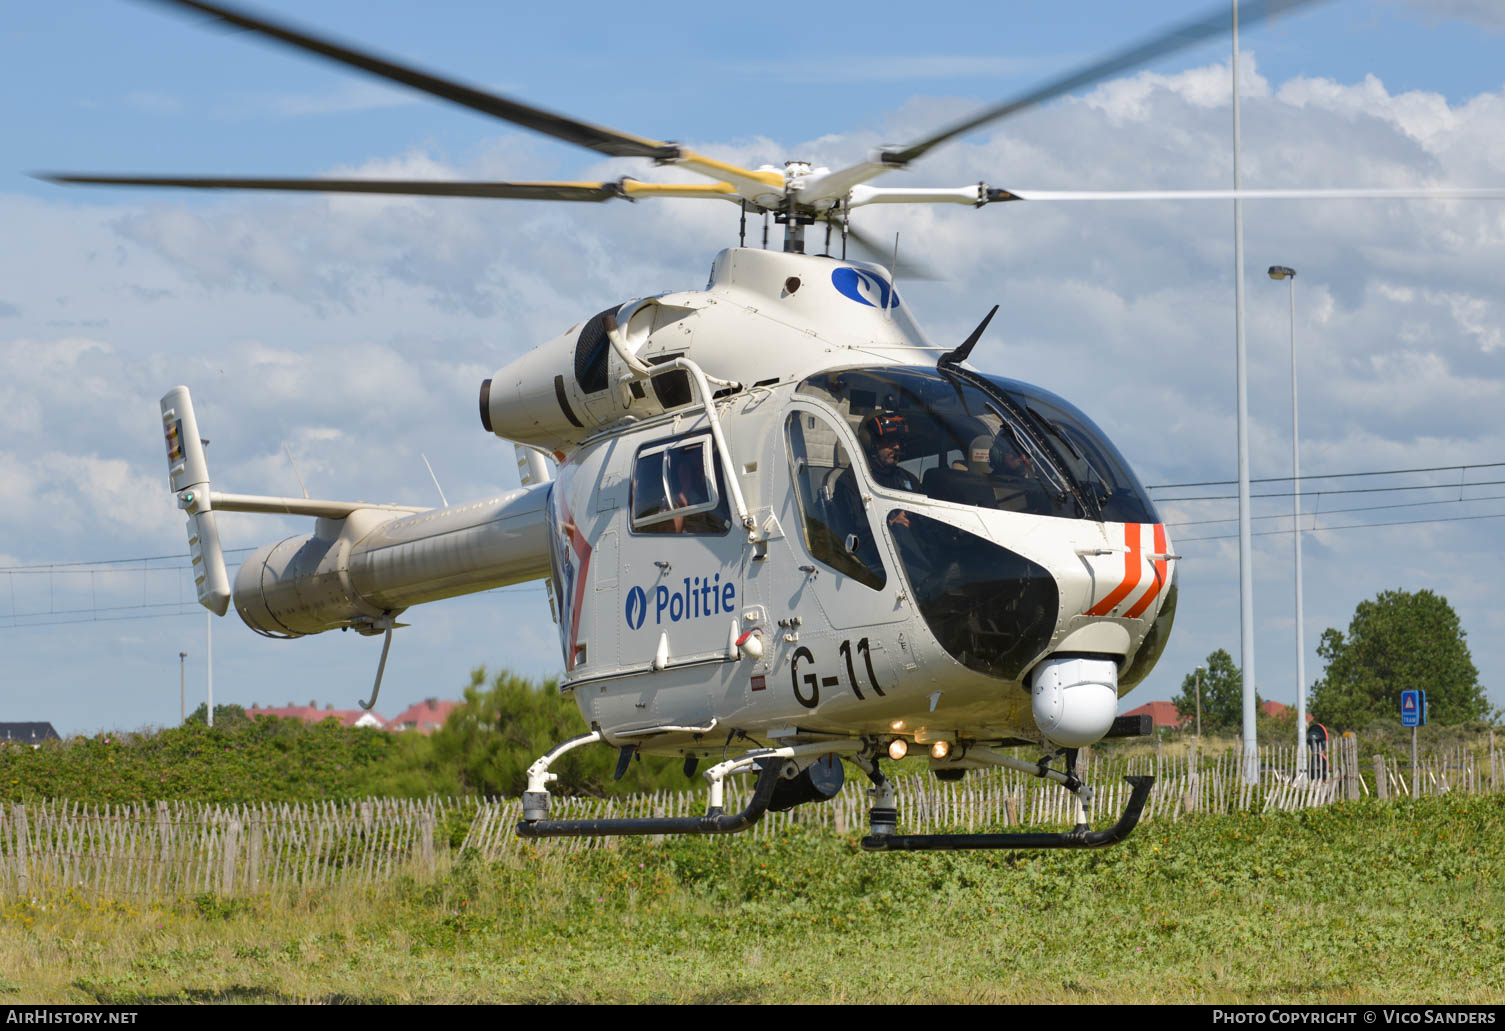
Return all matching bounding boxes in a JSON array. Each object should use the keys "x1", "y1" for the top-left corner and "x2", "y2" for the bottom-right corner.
[
  {"x1": 389, "y1": 698, "x2": 461, "y2": 734},
  {"x1": 1259, "y1": 700, "x2": 1315, "y2": 723},
  {"x1": 248, "y1": 705, "x2": 387, "y2": 729},
  {"x1": 1121, "y1": 700, "x2": 1189, "y2": 729}
]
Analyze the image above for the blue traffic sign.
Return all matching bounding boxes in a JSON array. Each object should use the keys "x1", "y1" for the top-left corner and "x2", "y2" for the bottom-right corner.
[{"x1": 1401, "y1": 689, "x2": 1427, "y2": 727}]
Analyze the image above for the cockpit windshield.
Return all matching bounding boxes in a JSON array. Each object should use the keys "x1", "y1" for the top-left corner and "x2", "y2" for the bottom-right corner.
[
  {"x1": 984, "y1": 375, "x2": 1159, "y2": 524},
  {"x1": 795, "y1": 366, "x2": 1158, "y2": 525}
]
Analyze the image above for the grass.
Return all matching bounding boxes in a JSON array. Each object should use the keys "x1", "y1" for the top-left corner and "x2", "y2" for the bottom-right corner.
[{"x1": 2, "y1": 793, "x2": 1502, "y2": 1004}]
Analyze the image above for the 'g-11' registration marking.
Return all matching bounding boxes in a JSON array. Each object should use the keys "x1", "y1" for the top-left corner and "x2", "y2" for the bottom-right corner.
[{"x1": 790, "y1": 638, "x2": 886, "y2": 709}]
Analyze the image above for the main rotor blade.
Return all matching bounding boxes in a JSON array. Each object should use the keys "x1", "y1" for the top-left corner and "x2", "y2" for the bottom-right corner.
[
  {"x1": 39, "y1": 173, "x2": 627, "y2": 201},
  {"x1": 841, "y1": 222, "x2": 942, "y2": 282},
  {"x1": 993, "y1": 186, "x2": 1505, "y2": 202},
  {"x1": 879, "y1": 0, "x2": 1323, "y2": 168},
  {"x1": 139, "y1": 0, "x2": 678, "y2": 161}
]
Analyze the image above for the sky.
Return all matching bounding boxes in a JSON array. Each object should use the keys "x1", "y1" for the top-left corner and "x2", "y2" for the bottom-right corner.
[{"x1": 3, "y1": 0, "x2": 1503, "y2": 737}]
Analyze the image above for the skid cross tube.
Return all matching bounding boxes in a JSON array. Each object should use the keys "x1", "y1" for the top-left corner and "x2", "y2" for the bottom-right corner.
[
  {"x1": 517, "y1": 740, "x2": 865, "y2": 838},
  {"x1": 517, "y1": 757, "x2": 783, "y2": 838},
  {"x1": 860, "y1": 774, "x2": 1154, "y2": 852}
]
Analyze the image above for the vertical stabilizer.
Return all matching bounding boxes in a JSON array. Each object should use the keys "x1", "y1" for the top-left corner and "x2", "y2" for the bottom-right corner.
[{"x1": 161, "y1": 386, "x2": 231, "y2": 616}]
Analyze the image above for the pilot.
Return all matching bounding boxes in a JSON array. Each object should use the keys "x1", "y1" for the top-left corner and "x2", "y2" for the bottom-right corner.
[
  {"x1": 989, "y1": 431, "x2": 1042, "y2": 512},
  {"x1": 860, "y1": 413, "x2": 920, "y2": 495},
  {"x1": 668, "y1": 452, "x2": 718, "y2": 533},
  {"x1": 858, "y1": 411, "x2": 921, "y2": 534},
  {"x1": 991, "y1": 440, "x2": 1033, "y2": 480}
]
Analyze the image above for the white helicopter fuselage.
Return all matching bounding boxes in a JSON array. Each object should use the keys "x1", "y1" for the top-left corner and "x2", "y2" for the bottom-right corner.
[
  {"x1": 209, "y1": 247, "x2": 1175, "y2": 761},
  {"x1": 104, "y1": 0, "x2": 1369, "y2": 845},
  {"x1": 483, "y1": 247, "x2": 1177, "y2": 759}
]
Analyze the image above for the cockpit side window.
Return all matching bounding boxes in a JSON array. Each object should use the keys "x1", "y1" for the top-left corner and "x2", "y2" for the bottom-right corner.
[
  {"x1": 784, "y1": 410, "x2": 886, "y2": 590},
  {"x1": 630, "y1": 433, "x2": 731, "y2": 535}
]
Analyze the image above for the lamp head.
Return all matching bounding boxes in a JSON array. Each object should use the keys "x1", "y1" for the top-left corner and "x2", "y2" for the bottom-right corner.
[{"x1": 1268, "y1": 265, "x2": 1296, "y2": 280}]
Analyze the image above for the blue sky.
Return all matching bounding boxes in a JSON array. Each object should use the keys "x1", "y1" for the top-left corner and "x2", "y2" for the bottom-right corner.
[{"x1": 4, "y1": 0, "x2": 1504, "y2": 736}]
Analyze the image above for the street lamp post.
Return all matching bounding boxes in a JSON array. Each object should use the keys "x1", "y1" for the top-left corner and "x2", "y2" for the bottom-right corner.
[
  {"x1": 1195, "y1": 665, "x2": 1206, "y2": 740},
  {"x1": 1268, "y1": 264, "x2": 1306, "y2": 781},
  {"x1": 179, "y1": 651, "x2": 187, "y2": 724},
  {"x1": 1231, "y1": 0, "x2": 1259, "y2": 785}
]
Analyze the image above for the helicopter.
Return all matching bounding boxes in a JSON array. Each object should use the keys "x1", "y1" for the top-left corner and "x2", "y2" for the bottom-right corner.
[{"x1": 45, "y1": 0, "x2": 1505, "y2": 851}]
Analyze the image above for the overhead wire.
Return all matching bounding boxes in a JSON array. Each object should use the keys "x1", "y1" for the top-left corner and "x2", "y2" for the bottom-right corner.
[
  {"x1": 10, "y1": 457, "x2": 1503, "y2": 627},
  {"x1": 1144, "y1": 460, "x2": 1505, "y2": 491},
  {"x1": 1173, "y1": 510, "x2": 1505, "y2": 544},
  {"x1": 0, "y1": 547, "x2": 256, "y2": 572},
  {"x1": 1154, "y1": 478, "x2": 1505, "y2": 503},
  {"x1": 1151, "y1": 458, "x2": 1505, "y2": 541},
  {"x1": 0, "y1": 543, "x2": 544, "y2": 630},
  {"x1": 1164, "y1": 493, "x2": 1505, "y2": 529}
]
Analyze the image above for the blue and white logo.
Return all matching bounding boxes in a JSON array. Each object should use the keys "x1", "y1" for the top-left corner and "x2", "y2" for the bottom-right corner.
[
  {"x1": 623, "y1": 572, "x2": 736, "y2": 630},
  {"x1": 625, "y1": 586, "x2": 648, "y2": 630},
  {"x1": 831, "y1": 267, "x2": 900, "y2": 310}
]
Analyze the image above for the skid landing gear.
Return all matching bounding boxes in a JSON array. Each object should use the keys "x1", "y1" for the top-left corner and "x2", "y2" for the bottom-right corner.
[
  {"x1": 515, "y1": 732, "x2": 864, "y2": 839},
  {"x1": 858, "y1": 749, "x2": 1155, "y2": 852}
]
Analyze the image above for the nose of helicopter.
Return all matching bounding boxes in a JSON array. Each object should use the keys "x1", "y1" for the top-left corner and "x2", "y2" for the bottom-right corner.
[{"x1": 884, "y1": 503, "x2": 1176, "y2": 693}]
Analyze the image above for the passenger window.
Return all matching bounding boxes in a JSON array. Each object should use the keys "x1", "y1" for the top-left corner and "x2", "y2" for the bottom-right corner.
[
  {"x1": 631, "y1": 434, "x2": 731, "y2": 535},
  {"x1": 785, "y1": 411, "x2": 886, "y2": 590}
]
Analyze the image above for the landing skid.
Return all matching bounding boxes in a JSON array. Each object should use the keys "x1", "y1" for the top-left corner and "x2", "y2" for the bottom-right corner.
[
  {"x1": 860, "y1": 774, "x2": 1154, "y2": 851},
  {"x1": 859, "y1": 747, "x2": 1155, "y2": 851},
  {"x1": 515, "y1": 733, "x2": 863, "y2": 839},
  {"x1": 513, "y1": 733, "x2": 1153, "y2": 850}
]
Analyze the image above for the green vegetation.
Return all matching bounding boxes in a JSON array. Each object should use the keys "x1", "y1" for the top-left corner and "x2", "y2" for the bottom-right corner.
[
  {"x1": 1, "y1": 794, "x2": 1501, "y2": 1004},
  {"x1": 1171, "y1": 647, "x2": 1261, "y2": 732},
  {"x1": 0, "y1": 712, "x2": 421, "y2": 804},
  {"x1": 1312, "y1": 588, "x2": 1495, "y2": 729},
  {"x1": 418, "y1": 668, "x2": 686, "y2": 797},
  {"x1": 1169, "y1": 590, "x2": 1501, "y2": 740},
  {"x1": 0, "y1": 668, "x2": 687, "y2": 804}
]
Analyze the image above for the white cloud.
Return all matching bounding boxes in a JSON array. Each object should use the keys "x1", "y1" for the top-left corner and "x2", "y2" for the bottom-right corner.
[
  {"x1": 7, "y1": 43, "x2": 1505, "y2": 731},
  {"x1": 1084, "y1": 52, "x2": 1269, "y2": 123}
]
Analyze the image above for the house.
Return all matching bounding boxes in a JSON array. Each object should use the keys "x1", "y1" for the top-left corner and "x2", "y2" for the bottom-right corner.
[
  {"x1": 1259, "y1": 700, "x2": 1314, "y2": 724},
  {"x1": 1119, "y1": 700, "x2": 1189, "y2": 731},
  {"x1": 1118, "y1": 699, "x2": 1313, "y2": 733},
  {"x1": 0, "y1": 722, "x2": 61, "y2": 745},
  {"x1": 388, "y1": 698, "x2": 461, "y2": 735},
  {"x1": 247, "y1": 702, "x2": 387, "y2": 729}
]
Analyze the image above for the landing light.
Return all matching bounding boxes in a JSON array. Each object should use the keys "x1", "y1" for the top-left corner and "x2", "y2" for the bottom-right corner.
[
  {"x1": 890, "y1": 720, "x2": 905, "y2": 731},
  {"x1": 930, "y1": 741, "x2": 950, "y2": 760},
  {"x1": 887, "y1": 739, "x2": 908, "y2": 761}
]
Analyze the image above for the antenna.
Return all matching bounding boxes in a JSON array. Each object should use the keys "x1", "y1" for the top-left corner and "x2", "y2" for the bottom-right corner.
[
  {"x1": 420, "y1": 453, "x2": 449, "y2": 507},
  {"x1": 887, "y1": 233, "x2": 900, "y2": 316},
  {"x1": 283, "y1": 443, "x2": 309, "y2": 499}
]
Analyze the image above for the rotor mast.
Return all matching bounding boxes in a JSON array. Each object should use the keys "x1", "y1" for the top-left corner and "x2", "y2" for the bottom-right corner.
[{"x1": 779, "y1": 162, "x2": 816, "y2": 254}]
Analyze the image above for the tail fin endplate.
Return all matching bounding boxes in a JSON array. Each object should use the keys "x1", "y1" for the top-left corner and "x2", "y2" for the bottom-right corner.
[{"x1": 161, "y1": 386, "x2": 231, "y2": 616}]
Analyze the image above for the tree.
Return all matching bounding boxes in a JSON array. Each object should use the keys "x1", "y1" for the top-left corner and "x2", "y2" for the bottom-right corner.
[
  {"x1": 1172, "y1": 648, "x2": 1258, "y2": 732},
  {"x1": 184, "y1": 702, "x2": 250, "y2": 729},
  {"x1": 423, "y1": 667, "x2": 686, "y2": 797},
  {"x1": 1310, "y1": 588, "x2": 1490, "y2": 729}
]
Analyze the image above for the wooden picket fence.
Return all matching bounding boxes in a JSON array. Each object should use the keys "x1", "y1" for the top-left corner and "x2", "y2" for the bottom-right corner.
[
  {"x1": 0, "y1": 797, "x2": 454, "y2": 899},
  {"x1": 2, "y1": 734, "x2": 1500, "y2": 898}
]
